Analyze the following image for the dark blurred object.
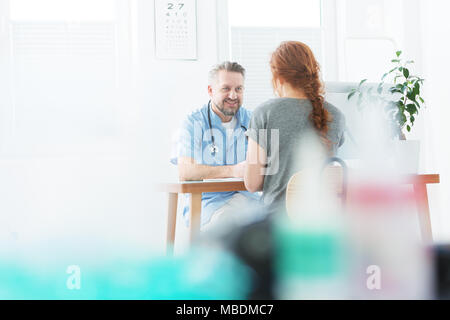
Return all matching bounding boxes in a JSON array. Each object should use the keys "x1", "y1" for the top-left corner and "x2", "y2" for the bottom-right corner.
[
  {"x1": 224, "y1": 215, "x2": 275, "y2": 300},
  {"x1": 218, "y1": 157, "x2": 348, "y2": 300},
  {"x1": 434, "y1": 244, "x2": 450, "y2": 299}
]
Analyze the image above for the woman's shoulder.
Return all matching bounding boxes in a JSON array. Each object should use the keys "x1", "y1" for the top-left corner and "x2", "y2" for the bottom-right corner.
[
  {"x1": 324, "y1": 101, "x2": 346, "y2": 125},
  {"x1": 255, "y1": 98, "x2": 282, "y2": 111},
  {"x1": 254, "y1": 98, "x2": 308, "y2": 114},
  {"x1": 249, "y1": 98, "x2": 279, "y2": 120},
  {"x1": 324, "y1": 101, "x2": 344, "y2": 116}
]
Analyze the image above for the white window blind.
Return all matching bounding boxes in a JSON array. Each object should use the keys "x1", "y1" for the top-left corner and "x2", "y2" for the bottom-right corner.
[
  {"x1": 10, "y1": 21, "x2": 118, "y2": 149},
  {"x1": 12, "y1": 22, "x2": 115, "y2": 57},
  {"x1": 231, "y1": 27, "x2": 323, "y2": 109}
]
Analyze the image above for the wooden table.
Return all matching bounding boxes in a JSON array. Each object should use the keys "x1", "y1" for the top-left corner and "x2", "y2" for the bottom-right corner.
[
  {"x1": 157, "y1": 174, "x2": 439, "y2": 254},
  {"x1": 404, "y1": 174, "x2": 440, "y2": 243},
  {"x1": 157, "y1": 180, "x2": 247, "y2": 255}
]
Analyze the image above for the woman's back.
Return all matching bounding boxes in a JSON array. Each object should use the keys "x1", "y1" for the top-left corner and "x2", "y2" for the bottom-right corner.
[{"x1": 248, "y1": 97, "x2": 345, "y2": 213}]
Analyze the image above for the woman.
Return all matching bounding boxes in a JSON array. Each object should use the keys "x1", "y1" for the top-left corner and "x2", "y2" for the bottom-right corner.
[{"x1": 244, "y1": 41, "x2": 346, "y2": 214}]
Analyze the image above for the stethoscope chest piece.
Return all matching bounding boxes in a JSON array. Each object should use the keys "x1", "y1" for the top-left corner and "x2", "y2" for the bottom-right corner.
[{"x1": 210, "y1": 144, "x2": 219, "y2": 156}]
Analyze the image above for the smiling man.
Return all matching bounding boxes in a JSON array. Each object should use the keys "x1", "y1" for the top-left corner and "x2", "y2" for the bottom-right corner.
[{"x1": 171, "y1": 61, "x2": 261, "y2": 229}]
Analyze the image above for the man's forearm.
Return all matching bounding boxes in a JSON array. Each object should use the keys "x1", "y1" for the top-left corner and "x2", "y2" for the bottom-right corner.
[{"x1": 179, "y1": 163, "x2": 235, "y2": 181}]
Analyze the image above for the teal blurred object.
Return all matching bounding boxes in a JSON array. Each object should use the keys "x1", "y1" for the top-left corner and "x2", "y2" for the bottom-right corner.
[
  {"x1": 276, "y1": 230, "x2": 343, "y2": 277},
  {"x1": 273, "y1": 216, "x2": 349, "y2": 299},
  {"x1": 0, "y1": 248, "x2": 252, "y2": 300}
]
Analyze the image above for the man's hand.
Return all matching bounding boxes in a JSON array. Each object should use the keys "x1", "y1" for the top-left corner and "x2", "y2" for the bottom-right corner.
[
  {"x1": 232, "y1": 161, "x2": 247, "y2": 178},
  {"x1": 179, "y1": 157, "x2": 245, "y2": 181}
]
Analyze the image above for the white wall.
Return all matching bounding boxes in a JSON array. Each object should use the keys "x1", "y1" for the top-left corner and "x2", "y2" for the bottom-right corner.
[
  {"x1": 0, "y1": 0, "x2": 220, "y2": 262},
  {"x1": 418, "y1": 0, "x2": 450, "y2": 242}
]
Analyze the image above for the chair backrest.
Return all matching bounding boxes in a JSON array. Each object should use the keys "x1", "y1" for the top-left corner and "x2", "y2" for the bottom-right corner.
[{"x1": 285, "y1": 165, "x2": 346, "y2": 217}]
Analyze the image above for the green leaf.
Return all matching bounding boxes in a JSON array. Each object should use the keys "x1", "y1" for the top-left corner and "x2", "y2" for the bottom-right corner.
[
  {"x1": 414, "y1": 82, "x2": 420, "y2": 95},
  {"x1": 396, "y1": 50, "x2": 402, "y2": 57},
  {"x1": 402, "y1": 84, "x2": 409, "y2": 94},
  {"x1": 407, "y1": 91, "x2": 416, "y2": 101},
  {"x1": 407, "y1": 125, "x2": 411, "y2": 132},
  {"x1": 391, "y1": 59, "x2": 401, "y2": 63},
  {"x1": 347, "y1": 91, "x2": 356, "y2": 100},
  {"x1": 359, "y1": 79, "x2": 367, "y2": 87},
  {"x1": 377, "y1": 83, "x2": 383, "y2": 94},
  {"x1": 403, "y1": 68, "x2": 410, "y2": 78},
  {"x1": 397, "y1": 112, "x2": 407, "y2": 127},
  {"x1": 414, "y1": 100, "x2": 422, "y2": 109},
  {"x1": 406, "y1": 103, "x2": 417, "y2": 115},
  {"x1": 394, "y1": 75, "x2": 404, "y2": 84},
  {"x1": 390, "y1": 88, "x2": 402, "y2": 94},
  {"x1": 387, "y1": 67, "x2": 398, "y2": 75},
  {"x1": 419, "y1": 97, "x2": 424, "y2": 103}
]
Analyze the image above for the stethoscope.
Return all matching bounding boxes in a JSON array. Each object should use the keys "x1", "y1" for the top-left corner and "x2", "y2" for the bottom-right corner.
[{"x1": 207, "y1": 100, "x2": 247, "y2": 156}]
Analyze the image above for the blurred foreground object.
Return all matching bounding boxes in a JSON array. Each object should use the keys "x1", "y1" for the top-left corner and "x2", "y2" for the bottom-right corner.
[
  {"x1": 0, "y1": 247, "x2": 251, "y2": 299},
  {"x1": 274, "y1": 157, "x2": 350, "y2": 299},
  {"x1": 434, "y1": 244, "x2": 450, "y2": 300},
  {"x1": 346, "y1": 180, "x2": 432, "y2": 299},
  {"x1": 224, "y1": 158, "x2": 434, "y2": 299}
]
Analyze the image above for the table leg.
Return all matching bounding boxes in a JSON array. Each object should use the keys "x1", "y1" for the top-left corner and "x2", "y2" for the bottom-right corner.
[
  {"x1": 189, "y1": 193, "x2": 202, "y2": 244},
  {"x1": 413, "y1": 184, "x2": 433, "y2": 243},
  {"x1": 166, "y1": 192, "x2": 178, "y2": 255}
]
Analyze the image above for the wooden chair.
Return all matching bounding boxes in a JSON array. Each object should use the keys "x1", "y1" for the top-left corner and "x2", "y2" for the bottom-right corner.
[{"x1": 286, "y1": 157, "x2": 347, "y2": 217}]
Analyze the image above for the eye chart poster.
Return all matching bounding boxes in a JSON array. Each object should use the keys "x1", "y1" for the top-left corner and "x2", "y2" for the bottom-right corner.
[{"x1": 154, "y1": 0, "x2": 197, "y2": 60}]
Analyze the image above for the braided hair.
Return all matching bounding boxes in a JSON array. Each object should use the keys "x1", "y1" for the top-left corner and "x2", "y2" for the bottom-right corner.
[{"x1": 270, "y1": 41, "x2": 332, "y2": 150}]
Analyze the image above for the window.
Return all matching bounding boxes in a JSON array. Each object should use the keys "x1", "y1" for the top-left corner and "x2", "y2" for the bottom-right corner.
[
  {"x1": 228, "y1": 0, "x2": 321, "y2": 28},
  {"x1": 335, "y1": 0, "x2": 404, "y2": 82},
  {"x1": 4, "y1": 0, "x2": 130, "y2": 155},
  {"x1": 10, "y1": 0, "x2": 116, "y2": 21},
  {"x1": 227, "y1": 0, "x2": 322, "y2": 109}
]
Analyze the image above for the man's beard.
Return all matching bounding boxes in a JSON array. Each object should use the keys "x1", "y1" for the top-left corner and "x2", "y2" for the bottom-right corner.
[{"x1": 213, "y1": 98, "x2": 241, "y2": 117}]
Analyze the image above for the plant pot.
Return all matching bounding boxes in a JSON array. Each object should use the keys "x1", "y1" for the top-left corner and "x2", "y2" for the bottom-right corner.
[{"x1": 392, "y1": 140, "x2": 420, "y2": 174}]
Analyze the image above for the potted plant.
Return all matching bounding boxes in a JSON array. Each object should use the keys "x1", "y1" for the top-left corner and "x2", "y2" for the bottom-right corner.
[{"x1": 347, "y1": 51, "x2": 426, "y2": 173}]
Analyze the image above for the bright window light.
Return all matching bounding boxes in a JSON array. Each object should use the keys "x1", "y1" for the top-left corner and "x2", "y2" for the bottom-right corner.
[
  {"x1": 10, "y1": 0, "x2": 116, "y2": 21},
  {"x1": 228, "y1": 0, "x2": 321, "y2": 28}
]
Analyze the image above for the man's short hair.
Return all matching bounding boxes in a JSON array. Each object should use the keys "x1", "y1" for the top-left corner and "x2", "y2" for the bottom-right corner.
[{"x1": 208, "y1": 61, "x2": 246, "y2": 84}]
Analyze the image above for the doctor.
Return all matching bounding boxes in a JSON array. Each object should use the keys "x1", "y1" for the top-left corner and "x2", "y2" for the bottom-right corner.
[{"x1": 171, "y1": 61, "x2": 261, "y2": 229}]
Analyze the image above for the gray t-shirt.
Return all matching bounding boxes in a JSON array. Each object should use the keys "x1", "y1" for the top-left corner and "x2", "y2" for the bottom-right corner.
[{"x1": 247, "y1": 98, "x2": 346, "y2": 214}]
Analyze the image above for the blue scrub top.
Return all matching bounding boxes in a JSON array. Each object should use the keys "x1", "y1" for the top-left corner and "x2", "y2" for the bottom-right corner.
[{"x1": 170, "y1": 102, "x2": 261, "y2": 225}]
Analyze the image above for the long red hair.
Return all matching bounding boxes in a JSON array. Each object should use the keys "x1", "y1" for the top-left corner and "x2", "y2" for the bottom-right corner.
[{"x1": 270, "y1": 41, "x2": 332, "y2": 149}]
